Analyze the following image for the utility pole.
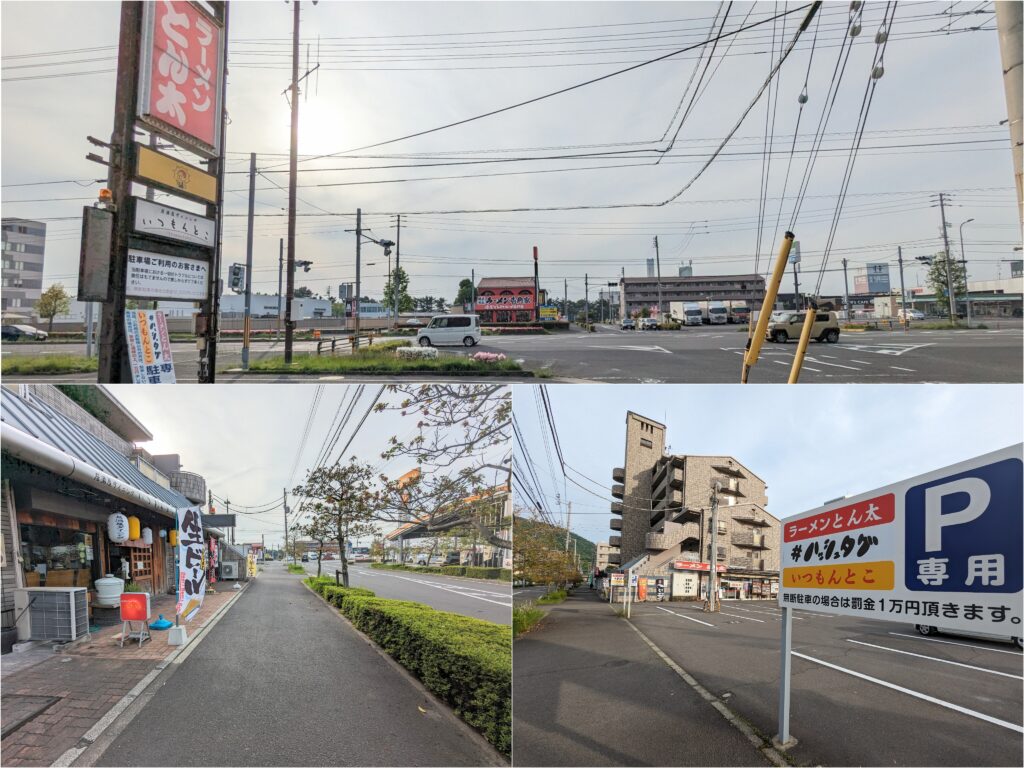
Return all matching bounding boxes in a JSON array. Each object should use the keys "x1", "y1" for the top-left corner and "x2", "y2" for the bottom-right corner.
[
  {"x1": 707, "y1": 484, "x2": 720, "y2": 612},
  {"x1": 584, "y1": 273, "x2": 589, "y2": 325},
  {"x1": 792, "y1": 261, "x2": 800, "y2": 309},
  {"x1": 533, "y1": 246, "x2": 541, "y2": 323},
  {"x1": 897, "y1": 246, "x2": 908, "y2": 333},
  {"x1": 242, "y1": 152, "x2": 256, "y2": 370},
  {"x1": 225, "y1": 499, "x2": 232, "y2": 544},
  {"x1": 841, "y1": 258, "x2": 851, "y2": 319},
  {"x1": 283, "y1": 488, "x2": 291, "y2": 564},
  {"x1": 653, "y1": 236, "x2": 663, "y2": 320},
  {"x1": 564, "y1": 278, "x2": 568, "y2": 321},
  {"x1": 284, "y1": 0, "x2": 301, "y2": 364},
  {"x1": 98, "y1": 2, "x2": 143, "y2": 383},
  {"x1": 937, "y1": 192, "x2": 957, "y2": 322},
  {"x1": 471, "y1": 268, "x2": 476, "y2": 311},
  {"x1": 393, "y1": 214, "x2": 401, "y2": 328},
  {"x1": 564, "y1": 502, "x2": 572, "y2": 552},
  {"x1": 995, "y1": 1, "x2": 1023, "y2": 227},
  {"x1": 277, "y1": 238, "x2": 283, "y2": 340},
  {"x1": 354, "y1": 207, "x2": 362, "y2": 335}
]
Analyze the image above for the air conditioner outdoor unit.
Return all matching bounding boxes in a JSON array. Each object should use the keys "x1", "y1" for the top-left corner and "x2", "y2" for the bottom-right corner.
[
  {"x1": 220, "y1": 561, "x2": 238, "y2": 580},
  {"x1": 13, "y1": 587, "x2": 89, "y2": 642}
]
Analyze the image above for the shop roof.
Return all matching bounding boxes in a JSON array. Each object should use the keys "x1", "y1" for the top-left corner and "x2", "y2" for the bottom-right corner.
[
  {"x1": 1, "y1": 389, "x2": 191, "y2": 511},
  {"x1": 477, "y1": 277, "x2": 537, "y2": 289}
]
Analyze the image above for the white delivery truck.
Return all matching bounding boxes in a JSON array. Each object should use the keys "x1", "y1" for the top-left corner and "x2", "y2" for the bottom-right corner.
[
  {"x1": 726, "y1": 300, "x2": 750, "y2": 324},
  {"x1": 670, "y1": 302, "x2": 703, "y2": 326},
  {"x1": 698, "y1": 300, "x2": 729, "y2": 325}
]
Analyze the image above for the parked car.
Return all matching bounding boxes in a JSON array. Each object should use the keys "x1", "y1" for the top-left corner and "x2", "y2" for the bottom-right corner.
[
  {"x1": 323, "y1": 552, "x2": 336, "y2": 560},
  {"x1": 914, "y1": 623, "x2": 1022, "y2": 650},
  {"x1": 766, "y1": 311, "x2": 840, "y2": 344},
  {"x1": 300, "y1": 553, "x2": 309, "y2": 562},
  {"x1": 417, "y1": 314, "x2": 481, "y2": 347},
  {"x1": 403, "y1": 318, "x2": 426, "y2": 327},
  {"x1": 897, "y1": 309, "x2": 925, "y2": 321},
  {"x1": 1, "y1": 324, "x2": 48, "y2": 341},
  {"x1": 308, "y1": 552, "x2": 319, "y2": 561},
  {"x1": 638, "y1": 317, "x2": 659, "y2": 331},
  {"x1": 443, "y1": 552, "x2": 462, "y2": 566},
  {"x1": 620, "y1": 318, "x2": 636, "y2": 331}
]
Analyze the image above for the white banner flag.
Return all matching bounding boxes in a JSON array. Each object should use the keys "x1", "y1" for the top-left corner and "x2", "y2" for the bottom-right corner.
[{"x1": 175, "y1": 506, "x2": 206, "y2": 621}]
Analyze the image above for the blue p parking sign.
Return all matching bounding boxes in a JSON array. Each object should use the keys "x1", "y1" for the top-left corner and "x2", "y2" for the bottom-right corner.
[{"x1": 904, "y1": 457, "x2": 1023, "y2": 594}]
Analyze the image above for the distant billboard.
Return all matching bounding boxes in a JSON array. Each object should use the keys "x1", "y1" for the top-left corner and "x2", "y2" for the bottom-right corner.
[{"x1": 854, "y1": 263, "x2": 891, "y2": 294}]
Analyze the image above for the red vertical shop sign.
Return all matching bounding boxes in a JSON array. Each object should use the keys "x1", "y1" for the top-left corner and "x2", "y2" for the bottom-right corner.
[{"x1": 138, "y1": 1, "x2": 225, "y2": 156}]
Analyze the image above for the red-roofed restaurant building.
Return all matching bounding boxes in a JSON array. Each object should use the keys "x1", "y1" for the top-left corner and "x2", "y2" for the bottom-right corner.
[{"x1": 474, "y1": 277, "x2": 547, "y2": 324}]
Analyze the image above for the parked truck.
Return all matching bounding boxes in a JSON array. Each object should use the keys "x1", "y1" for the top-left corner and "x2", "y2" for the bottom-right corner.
[
  {"x1": 726, "y1": 300, "x2": 750, "y2": 324},
  {"x1": 670, "y1": 301, "x2": 703, "y2": 326},
  {"x1": 697, "y1": 300, "x2": 729, "y2": 325}
]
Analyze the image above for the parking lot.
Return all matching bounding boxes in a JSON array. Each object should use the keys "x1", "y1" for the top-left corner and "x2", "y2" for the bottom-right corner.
[{"x1": 627, "y1": 598, "x2": 1022, "y2": 766}]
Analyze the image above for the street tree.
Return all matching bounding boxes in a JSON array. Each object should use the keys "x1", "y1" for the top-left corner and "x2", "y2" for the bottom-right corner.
[
  {"x1": 513, "y1": 514, "x2": 580, "y2": 587},
  {"x1": 294, "y1": 286, "x2": 314, "y2": 298},
  {"x1": 36, "y1": 283, "x2": 71, "y2": 332},
  {"x1": 295, "y1": 514, "x2": 333, "y2": 578},
  {"x1": 292, "y1": 459, "x2": 379, "y2": 587},
  {"x1": 373, "y1": 385, "x2": 511, "y2": 550},
  {"x1": 383, "y1": 266, "x2": 414, "y2": 313},
  {"x1": 926, "y1": 251, "x2": 967, "y2": 316},
  {"x1": 453, "y1": 278, "x2": 474, "y2": 308},
  {"x1": 434, "y1": 297, "x2": 446, "y2": 312}
]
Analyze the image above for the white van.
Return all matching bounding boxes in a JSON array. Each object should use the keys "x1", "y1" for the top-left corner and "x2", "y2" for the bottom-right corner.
[{"x1": 417, "y1": 314, "x2": 482, "y2": 347}]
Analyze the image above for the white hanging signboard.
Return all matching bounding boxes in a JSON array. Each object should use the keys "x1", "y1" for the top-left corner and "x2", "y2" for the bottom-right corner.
[
  {"x1": 779, "y1": 445, "x2": 1022, "y2": 636},
  {"x1": 133, "y1": 198, "x2": 215, "y2": 248}
]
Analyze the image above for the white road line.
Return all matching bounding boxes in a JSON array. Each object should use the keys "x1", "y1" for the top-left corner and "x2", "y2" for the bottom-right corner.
[
  {"x1": 820, "y1": 354, "x2": 838, "y2": 359},
  {"x1": 728, "y1": 605, "x2": 804, "y2": 619},
  {"x1": 656, "y1": 605, "x2": 715, "y2": 627},
  {"x1": 805, "y1": 357, "x2": 861, "y2": 371},
  {"x1": 773, "y1": 360, "x2": 789, "y2": 366},
  {"x1": 719, "y1": 611, "x2": 766, "y2": 623},
  {"x1": 846, "y1": 639, "x2": 1023, "y2": 680},
  {"x1": 891, "y1": 366, "x2": 916, "y2": 372},
  {"x1": 792, "y1": 651, "x2": 1024, "y2": 734},
  {"x1": 887, "y1": 632, "x2": 1023, "y2": 656},
  {"x1": 850, "y1": 360, "x2": 872, "y2": 365},
  {"x1": 357, "y1": 571, "x2": 511, "y2": 605}
]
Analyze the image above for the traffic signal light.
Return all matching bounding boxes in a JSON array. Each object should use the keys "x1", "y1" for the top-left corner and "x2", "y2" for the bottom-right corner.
[{"x1": 229, "y1": 263, "x2": 245, "y2": 293}]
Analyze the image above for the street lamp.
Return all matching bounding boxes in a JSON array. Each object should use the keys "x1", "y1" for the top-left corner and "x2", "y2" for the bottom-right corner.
[{"x1": 959, "y1": 218, "x2": 974, "y2": 327}]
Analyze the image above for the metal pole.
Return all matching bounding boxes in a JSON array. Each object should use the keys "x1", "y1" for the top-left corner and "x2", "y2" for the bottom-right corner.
[
  {"x1": 284, "y1": 0, "x2": 301, "y2": 364},
  {"x1": 792, "y1": 261, "x2": 800, "y2": 309},
  {"x1": 564, "y1": 278, "x2": 568, "y2": 321},
  {"x1": 841, "y1": 257, "x2": 850, "y2": 319},
  {"x1": 533, "y1": 246, "x2": 540, "y2": 323},
  {"x1": 708, "y1": 485, "x2": 719, "y2": 612},
  {"x1": 98, "y1": 1, "x2": 143, "y2": 383},
  {"x1": 995, "y1": 0, "x2": 1023, "y2": 227},
  {"x1": 777, "y1": 605, "x2": 794, "y2": 746},
  {"x1": 393, "y1": 214, "x2": 401, "y2": 327},
  {"x1": 283, "y1": 488, "x2": 290, "y2": 564},
  {"x1": 654, "y1": 236, "x2": 662, "y2": 320},
  {"x1": 584, "y1": 273, "x2": 589, "y2": 325},
  {"x1": 85, "y1": 302, "x2": 94, "y2": 358},
  {"x1": 242, "y1": 152, "x2": 256, "y2": 370},
  {"x1": 937, "y1": 192, "x2": 957, "y2": 323},
  {"x1": 355, "y1": 208, "x2": 362, "y2": 336},
  {"x1": 277, "y1": 238, "x2": 283, "y2": 340},
  {"x1": 471, "y1": 268, "x2": 476, "y2": 313},
  {"x1": 627, "y1": 566, "x2": 632, "y2": 619},
  {"x1": 897, "y1": 246, "x2": 908, "y2": 332},
  {"x1": 564, "y1": 502, "x2": 572, "y2": 552},
  {"x1": 959, "y1": 220, "x2": 974, "y2": 327}
]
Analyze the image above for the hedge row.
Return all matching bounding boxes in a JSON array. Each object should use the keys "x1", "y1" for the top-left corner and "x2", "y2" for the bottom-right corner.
[
  {"x1": 304, "y1": 576, "x2": 511, "y2": 754},
  {"x1": 371, "y1": 563, "x2": 512, "y2": 581}
]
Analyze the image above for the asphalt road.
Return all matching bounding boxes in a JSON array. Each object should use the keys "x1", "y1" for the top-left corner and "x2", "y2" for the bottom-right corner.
[
  {"x1": 513, "y1": 586, "x2": 551, "y2": 606},
  {"x1": 524, "y1": 593, "x2": 1019, "y2": 768},
  {"x1": 93, "y1": 569, "x2": 502, "y2": 767},
  {"x1": 513, "y1": 591, "x2": 773, "y2": 767},
  {"x1": 622, "y1": 598, "x2": 1021, "y2": 766},
  {"x1": 298, "y1": 561, "x2": 511, "y2": 625},
  {"x1": 477, "y1": 322, "x2": 1024, "y2": 383}
]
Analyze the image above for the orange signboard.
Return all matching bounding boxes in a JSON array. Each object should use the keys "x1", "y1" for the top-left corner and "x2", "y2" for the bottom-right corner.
[
  {"x1": 637, "y1": 579, "x2": 648, "y2": 601},
  {"x1": 782, "y1": 560, "x2": 895, "y2": 591}
]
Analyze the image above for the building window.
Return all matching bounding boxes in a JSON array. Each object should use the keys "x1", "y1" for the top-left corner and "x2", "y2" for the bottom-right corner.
[
  {"x1": 19, "y1": 525, "x2": 97, "y2": 587},
  {"x1": 640, "y1": 438, "x2": 653, "y2": 449}
]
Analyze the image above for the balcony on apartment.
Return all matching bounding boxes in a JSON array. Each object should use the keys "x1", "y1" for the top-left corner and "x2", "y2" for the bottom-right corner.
[
  {"x1": 610, "y1": 518, "x2": 622, "y2": 531},
  {"x1": 607, "y1": 552, "x2": 622, "y2": 565},
  {"x1": 612, "y1": 467, "x2": 625, "y2": 483},
  {"x1": 611, "y1": 484, "x2": 625, "y2": 499},
  {"x1": 651, "y1": 455, "x2": 684, "y2": 490},
  {"x1": 729, "y1": 556, "x2": 767, "y2": 571},
  {"x1": 610, "y1": 501, "x2": 623, "y2": 515},
  {"x1": 732, "y1": 531, "x2": 769, "y2": 549},
  {"x1": 645, "y1": 520, "x2": 701, "y2": 551},
  {"x1": 730, "y1": 503, "x2": 773, "y2": 527},
  {"x1": 608, "y1": 535, "x2": 621, "y2": 548}
]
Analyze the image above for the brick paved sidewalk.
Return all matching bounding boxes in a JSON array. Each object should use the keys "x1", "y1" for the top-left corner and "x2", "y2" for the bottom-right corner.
[{"x1": 1, "y1": 586, "x2": 245, "y2": 767}]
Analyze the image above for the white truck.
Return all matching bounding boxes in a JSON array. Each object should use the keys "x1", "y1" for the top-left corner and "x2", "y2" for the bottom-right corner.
[
  {"x1": 670, "y1": 302, "x2": 703, "y2": 326},
  {"x1": 697, "y1": 300, "x2": 729, "y2": 325},
  {"x1": 726, "y1": 300, "x2": 750, "y2": 324}
]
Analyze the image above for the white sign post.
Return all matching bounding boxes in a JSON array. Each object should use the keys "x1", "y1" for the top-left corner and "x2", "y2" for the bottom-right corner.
[{"x1": 775, "y1": 445, "x2": 1023, "y2": 747}]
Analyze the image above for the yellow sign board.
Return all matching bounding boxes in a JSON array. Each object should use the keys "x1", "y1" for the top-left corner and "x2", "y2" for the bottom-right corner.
[
  {"x1": 782, "y1": 560, "x2": 895, "y2": 591},
  {"x1": 135, "y1": 144, "x2": 217, "y2": 204}
]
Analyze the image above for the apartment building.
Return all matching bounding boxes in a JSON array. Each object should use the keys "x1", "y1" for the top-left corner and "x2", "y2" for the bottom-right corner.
[
  {"x1": 595, "y1": 542, "x2": 615, "y2": 573},
  {"x1": 1, "y1": 218, "x2": 46, "y2": 315},
  {"x1": 608, "y1": 411, "x2": 780, "y2": 601},
  {"x1": 618, "y1": 274, "x2": 766, "y2": 318}
]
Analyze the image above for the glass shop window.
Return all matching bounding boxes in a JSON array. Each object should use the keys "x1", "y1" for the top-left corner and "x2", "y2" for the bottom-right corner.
[{"x1": 19, "y1": 525, "x2": 97, "y2": 588}]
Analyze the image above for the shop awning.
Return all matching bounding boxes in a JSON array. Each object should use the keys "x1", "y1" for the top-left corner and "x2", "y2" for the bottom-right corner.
[{"x1": 1, "y1": 389, "x2": 191, "y2": 516}]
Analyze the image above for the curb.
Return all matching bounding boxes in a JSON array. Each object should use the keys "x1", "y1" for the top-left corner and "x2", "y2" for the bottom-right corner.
[
  {"x1": 366, "y1": 566, "x2": 512, "y2": 586},
  {"x1": 52, "y1": 582, "x2": 251, "y2": 768},
  {"x1": 300, "y1": 579, "x2": 509, "y2": 765}
]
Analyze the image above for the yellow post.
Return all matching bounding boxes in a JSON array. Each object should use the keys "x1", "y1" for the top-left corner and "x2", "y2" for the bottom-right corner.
[
  {"x1": 742, "y1": 231, "x2": 795, "y2": 383},
  {"x1": 788, "y1": 307, "x2": 817, "y2": 383}
]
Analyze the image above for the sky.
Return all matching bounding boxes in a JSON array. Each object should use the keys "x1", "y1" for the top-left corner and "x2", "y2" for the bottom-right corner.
[
  {"x1": 512, "y1": 383, "x2": 1024, "y2": 546},
  {"x1": 2, "y1": 1, "x2": 1021, "y2": 309},
  {"x1": 108, "y1": 383, "x2": 510, "y2": 548}
]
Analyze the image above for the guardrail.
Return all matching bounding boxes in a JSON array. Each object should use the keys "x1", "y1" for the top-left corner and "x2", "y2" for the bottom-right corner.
[{"x1": 316, "y1": 334, "x2": 377, "y2": 355}]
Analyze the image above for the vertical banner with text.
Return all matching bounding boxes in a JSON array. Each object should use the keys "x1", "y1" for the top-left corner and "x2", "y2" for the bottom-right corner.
[
  {"x1": 125, "y1": 310, "x2": 176, "y2": 383},
  {"x1": 176, "y1": 506, "x2": 207, "y2": 621}
]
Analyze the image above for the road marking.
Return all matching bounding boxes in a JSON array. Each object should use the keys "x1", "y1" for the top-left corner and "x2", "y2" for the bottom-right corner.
[
  {"x1": 728, "y1": 605, "x2": 804, "y2": 619},
  {"x1": 820, "y1": 354, "x2": 838, "y2": 359},
  {"x1": 890, "y1": 366, "x2": 916, "y2": 372},
  {"x1": 803, "y1": 366, "x2": 823, "y2": 372},
  {"x1": 887, "y1": 632, "x2": 1023, "y2": 656},
  {"x1": 656, "y1": 605, "x2": 715, "y2": 626},
  {"x1": 772, "y1": 360, "x2": 788, "y2": 366},
  {"x1": 846, "y1": 639, "x2": 1023, "y2": 680},
  {"x1": 792, "y1": 651, "x2": 1024, "y2": 733},
  {"x1": 849, "y1": 360, "x2": 872, "y2": 365},
  {"x1": 587, "y1": 345, "x2": 673, "y2": 354},
  {"x1": 805, "y1": 357, "x2": 861, "y2": 371},
  {"x1": 718, "y1": 611, "x2": 766, "y2": 623},
  {"x1": 385, "y1": 573, "x2": 512, "y2": 606}
]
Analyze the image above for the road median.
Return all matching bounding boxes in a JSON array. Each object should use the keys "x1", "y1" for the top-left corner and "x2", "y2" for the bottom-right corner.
[{"x1": 371, "y1": 562, "x2": 512, "y2": 581}]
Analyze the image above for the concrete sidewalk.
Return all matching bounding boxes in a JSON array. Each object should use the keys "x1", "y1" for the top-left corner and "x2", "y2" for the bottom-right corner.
[
  {"x1": 512, "y1": 591, "x2": 773, "y2": 767},
  {"x1": 1, "y1": 586, "x2": 246, "y2": 767}
]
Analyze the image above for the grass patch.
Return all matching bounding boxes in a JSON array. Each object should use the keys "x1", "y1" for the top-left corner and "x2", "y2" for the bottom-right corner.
[
  {"x1": 536, "y1": 588, "x2": 568, "y2": 605},
  {"x1": 1, "y1": 354, "x2": 98, "y2": 375},
  {"x1": 371, "y1": 562, "x2": 512, "y2": 581},
  {"x1": 286, "y1": 563, "x2": 306, "y2": 574},
  {"x1": 245, "y1": 345, "x2": 526, "y2": 376},
  {"x1": 305, "y1": 576, "x2": 511, "y2": 754},
  {"x1": 513, "y1": 603, "x2": 545, "y2": 637}
]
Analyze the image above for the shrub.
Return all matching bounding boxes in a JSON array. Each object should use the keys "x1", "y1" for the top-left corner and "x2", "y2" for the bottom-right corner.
[
  {"x1": 513, "y1": 603, "x2": 545, "y2": 637},
  {"x1": 339, "y1": 595, "x2": 511, "y2": 754},
  {"x1": 464, "y1": 567, "x2": 502, "y2": 580},
  {"x1": 441, "y1": 566, "x2": 467, "y2": 577},
  {"x1": 537, "y1": 588, "x2": 568, "y2": 604},
  {"x1": 370, "y1": 563, "x2": 511, "y2": 581},
  {"x1": 323, "y1": 584, "x2": 376, "y2": 610},
  {"x1": 469, "y1": 351, "x2": 507, "y2": 363},
  {"x1": 287, "y1": 563, "x2": 306, "y2": 574}
]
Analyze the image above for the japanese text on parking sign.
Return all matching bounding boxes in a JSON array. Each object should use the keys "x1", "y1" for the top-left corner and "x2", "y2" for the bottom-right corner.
[{"x1": 784, "y1": 494, "x2": 894, "y2": 542}]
